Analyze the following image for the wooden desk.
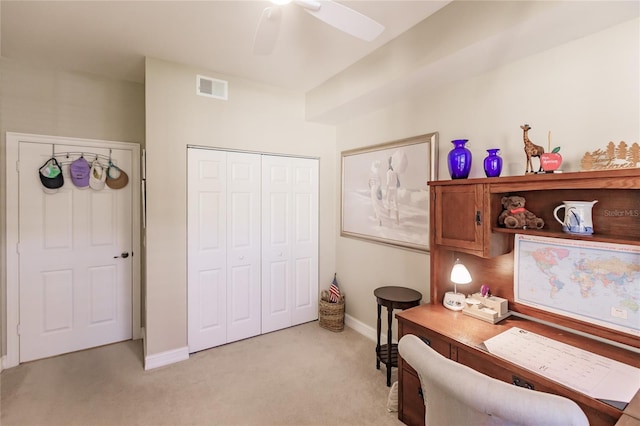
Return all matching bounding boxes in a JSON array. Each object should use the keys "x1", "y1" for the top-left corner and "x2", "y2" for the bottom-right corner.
[
  {"x1": 616, "y1": 415, "x2": 640, "y2": 426},
  {"x1": 617, "y1": 391, "x2": 640, "y2": 425},
  {"x1": 396, "y1": 304, "x2": 640, "y2": 426}
]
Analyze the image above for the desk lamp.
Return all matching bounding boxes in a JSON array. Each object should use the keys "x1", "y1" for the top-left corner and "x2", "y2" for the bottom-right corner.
[{"x1": 443, "y1": 258, "x2": 472, "y2": 311}]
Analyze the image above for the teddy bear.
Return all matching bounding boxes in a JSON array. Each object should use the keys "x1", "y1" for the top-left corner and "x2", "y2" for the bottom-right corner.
[{"x1": 498, "y1": 195, "x2": 544, "y2": 229}]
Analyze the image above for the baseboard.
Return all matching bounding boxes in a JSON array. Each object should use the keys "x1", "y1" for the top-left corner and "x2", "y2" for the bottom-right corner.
[
  {"x1": 2, "y1": 351, "x2": 18, "y2": 370},
  {"x1": 345, "y1": 313, "x2": 394, "y2": 344},
  {"x1": 141, "y1": 318, "x2": 387, "y2": 370},
  {"x1": 144, "y1": 346, "x2": 189, "y2": 371}
]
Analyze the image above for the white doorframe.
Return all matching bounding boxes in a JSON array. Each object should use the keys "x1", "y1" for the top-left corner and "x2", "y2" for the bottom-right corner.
[{"x1": 4, "y1": 132, "x2": 142, "y2": 369}]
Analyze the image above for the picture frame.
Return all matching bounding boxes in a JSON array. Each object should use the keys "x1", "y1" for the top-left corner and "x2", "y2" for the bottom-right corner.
[{"x1": 341, "y1": 132, "x2": 438, "y2": 252}]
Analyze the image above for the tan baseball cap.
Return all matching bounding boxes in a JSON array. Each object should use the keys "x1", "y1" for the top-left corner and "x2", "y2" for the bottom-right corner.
[{"x1": 106, "y1": 164, "x2": 129, "y2": 189}]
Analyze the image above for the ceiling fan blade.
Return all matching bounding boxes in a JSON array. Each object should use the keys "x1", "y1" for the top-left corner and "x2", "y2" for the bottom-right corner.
[
  {"x1": 253, "y1": 6, "x2": 282, "y2": 55},
  {"x1": 297, "y1": 0, "x2": 385, "y2": 42}
]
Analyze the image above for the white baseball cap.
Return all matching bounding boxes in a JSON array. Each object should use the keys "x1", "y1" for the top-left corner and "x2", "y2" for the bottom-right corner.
[{"x1": 89, "y1": 160, "x2": 107, "y2": 190}]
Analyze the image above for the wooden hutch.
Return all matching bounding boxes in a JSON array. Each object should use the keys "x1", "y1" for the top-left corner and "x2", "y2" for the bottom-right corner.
[{"x1": 396, "y1": 168, "x2": 640, "y2": 426}]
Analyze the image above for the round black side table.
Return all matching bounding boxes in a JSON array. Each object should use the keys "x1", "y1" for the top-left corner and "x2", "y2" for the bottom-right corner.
[{"x1": 374, "y1": 286, "x2": 422, "y2": 387}]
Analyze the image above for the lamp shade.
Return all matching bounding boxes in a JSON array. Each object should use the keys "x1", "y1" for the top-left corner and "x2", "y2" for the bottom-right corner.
[{"x1": 450, "y1": 259, "x2": 472, "y2": 285}]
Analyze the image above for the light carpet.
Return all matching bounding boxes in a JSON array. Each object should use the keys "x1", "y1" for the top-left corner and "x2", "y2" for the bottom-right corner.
[{"x1": 1, "y1": 321, "x2": 402, "y2": 426}]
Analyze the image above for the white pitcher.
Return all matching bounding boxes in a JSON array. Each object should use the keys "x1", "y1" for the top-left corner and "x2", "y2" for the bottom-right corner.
[{"x1": 553, "y1": 201, "x2": 598, "y2": 235}]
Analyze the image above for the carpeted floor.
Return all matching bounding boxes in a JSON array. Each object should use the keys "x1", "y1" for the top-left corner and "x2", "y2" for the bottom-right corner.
[{"x1": 1, "y1": 321, "x2": 402, "y2": 426}]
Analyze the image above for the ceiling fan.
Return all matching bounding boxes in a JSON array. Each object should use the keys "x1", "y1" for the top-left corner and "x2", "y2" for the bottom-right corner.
[{"x1": 253, "y1": 0, "x2": 385, "y2": 55}]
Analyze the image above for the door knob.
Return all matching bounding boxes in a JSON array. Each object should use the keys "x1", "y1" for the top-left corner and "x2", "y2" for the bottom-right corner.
[{"x1": 114, "y1": 252, "x2": 129, "y2": 259}]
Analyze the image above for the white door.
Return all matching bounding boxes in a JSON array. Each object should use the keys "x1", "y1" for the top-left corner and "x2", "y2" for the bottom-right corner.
[
  {"x1": 188, "y1": 149, "x2": 228, "y2": 352},
  {"x1": 262, "y1": 155, "x2": 319, "y2": 333},
  {"x1": 226, "y1": 152, "x2": 261, "y2": 343},
  {"x1": 18, "y1": 142, "x2": 133, "y2": 362},
  {"x1": 187, "y1": 149, "x2": 261, "y2": 352},
  {"x1": 289, "y1": 157, "x2": 319, "y2": 326}
]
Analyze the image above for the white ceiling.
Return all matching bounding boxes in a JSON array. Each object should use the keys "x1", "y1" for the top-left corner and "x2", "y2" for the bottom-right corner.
[
  {"x1": 0, "y1": 0, "x2": 450, "y2": 92},
  {"x1": 3, "y1": 1, "x2": 638, "y2": 125}
]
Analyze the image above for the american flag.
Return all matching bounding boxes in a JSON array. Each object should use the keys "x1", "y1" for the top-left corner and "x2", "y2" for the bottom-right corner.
[{"x1": 329, "y1": 274, "x2": 341, "y2": 303}]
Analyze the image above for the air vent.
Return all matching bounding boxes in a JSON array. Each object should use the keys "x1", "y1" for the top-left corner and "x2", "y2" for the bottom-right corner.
[{"x1": 196, "y1": 75, "x2": 228, "y2": 100}]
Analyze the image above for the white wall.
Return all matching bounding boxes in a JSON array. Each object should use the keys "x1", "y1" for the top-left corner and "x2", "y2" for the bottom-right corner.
[
  {"x1": 144, "y1": 57, "x2": 336, "y2": 358},
  {"x1": 0, "y1": 58, "x2": 145, "y2": 358},
  {"x1": 308, "y1": 1, "x2": 638, "y2": 126},
  {"x1": 1, "y1": 12, "x2": 636, "y2": 367},
  {"x1": 335, "y1": 18, "x2": 639, "y2": 334}
]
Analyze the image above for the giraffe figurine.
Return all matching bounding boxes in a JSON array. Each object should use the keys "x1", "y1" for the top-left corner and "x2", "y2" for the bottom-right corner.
[{"x1": 521, "y1": 124, "x2": 545, "y2": 174}]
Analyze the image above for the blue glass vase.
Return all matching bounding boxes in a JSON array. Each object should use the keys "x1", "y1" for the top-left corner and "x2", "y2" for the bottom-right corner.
[
  {"x1": 483, "y1": 148, "x2": 503, "y2": 177},
  {"x1": 448, "y1": 139, "x2": 472, "y2": 179}
]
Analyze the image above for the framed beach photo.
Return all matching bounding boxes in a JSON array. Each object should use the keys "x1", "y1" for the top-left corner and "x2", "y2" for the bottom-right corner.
[{"x1": 340, "y1": 132, "x2": 438, "y2": 252}]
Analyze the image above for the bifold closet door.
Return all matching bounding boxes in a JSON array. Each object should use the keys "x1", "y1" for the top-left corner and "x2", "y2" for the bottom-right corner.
[
  {"x1": 261, "y1": 155, "x2": 319, "y2": 334},
  {"x1": 187, "y1": 149, "x2": 261, "y2": 353}
]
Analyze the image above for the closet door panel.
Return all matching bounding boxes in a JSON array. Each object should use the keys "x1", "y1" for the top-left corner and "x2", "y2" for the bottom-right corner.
[
  {"x1": 188, "y1": 149, "x2": 227, "y2": 352},
  {"x1": 196, "y1": 269, "x2": 225, "y2": 331},
  {"x1": 291, "y1": 158, "x2": 319, "y2": 325},
  {"x1": 262, "y1": 156, "x2": 318, "y2": 332},
  {"x1": 263, "y1": 258, "x2": 292, "y2": 333},
  {"x1": 226, "y1": 152, "x2": 261, "y2": 343},
  {"x1": 262, "y1": 156, "x2": 293, "y2": 333},
  {"x1": 227, "y1": 264, "x2": 254, "y2": 341},
  {"x1": 294, "y1": 257, "x2": 312, "y2": 311}
]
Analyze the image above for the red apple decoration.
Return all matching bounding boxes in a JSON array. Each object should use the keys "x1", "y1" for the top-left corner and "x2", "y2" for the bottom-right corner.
[{"x1": 540, "y1": 147, "x2": 562, "y2": 172}]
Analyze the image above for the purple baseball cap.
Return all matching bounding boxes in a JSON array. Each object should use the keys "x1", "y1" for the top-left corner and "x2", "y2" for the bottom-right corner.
[{"x1": 70, "y1": 157, "x2": 90, "y2": 188}]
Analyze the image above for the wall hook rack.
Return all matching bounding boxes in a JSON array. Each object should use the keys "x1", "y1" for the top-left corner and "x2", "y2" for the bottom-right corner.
[{"x1": 49, "y1": 144, "x2": 116, "y2": 166}]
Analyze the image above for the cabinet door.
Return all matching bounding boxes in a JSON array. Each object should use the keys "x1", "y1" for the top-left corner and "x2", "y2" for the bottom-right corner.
[
  {"x1": 434, "y1": 184, "x2": 484, "y2": 253},
  {"x1": 400, "y1": 368, "x2": 425, "y2": 426},
  {"x1": 261, "y1": 156, "x2": 319, "y2": 333}
]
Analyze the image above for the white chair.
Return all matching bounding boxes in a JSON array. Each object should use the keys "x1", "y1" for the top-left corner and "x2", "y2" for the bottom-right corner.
[{"x1": 398, "y1": 334, "x2": 589, "y2": 426}]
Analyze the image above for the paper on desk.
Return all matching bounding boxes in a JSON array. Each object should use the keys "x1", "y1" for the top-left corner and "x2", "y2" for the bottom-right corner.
[{"x1": 483, "y1": 327, "x2": 640, "y2": 405}]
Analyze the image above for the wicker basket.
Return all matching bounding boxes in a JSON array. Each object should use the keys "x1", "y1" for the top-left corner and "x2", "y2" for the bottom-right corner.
[{"x1": 319, "y1": 290, "x2": 345, "y2": 332}]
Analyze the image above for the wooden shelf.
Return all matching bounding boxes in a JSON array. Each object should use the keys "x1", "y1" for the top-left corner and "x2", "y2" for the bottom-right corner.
[
  {"x1": 432, "y1": 168, "x2": 640, "y2": 188},
  {"x1": 491, "y1": 227, "x2": 640, "y2": 246},
  {"x1": 376, "y1": 343, "x2": 398, "y2": 368}
]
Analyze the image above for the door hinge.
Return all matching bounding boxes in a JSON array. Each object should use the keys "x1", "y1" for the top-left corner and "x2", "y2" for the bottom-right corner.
[
  {"x1": 17, "y1": 324, "x2": 21, "y2": 335},
  {"x1": 16, "y1": 160, "x2": 20, "y2": 173},
  {"x1": 16, "y1": 242, "x2": 20, "y2": 254}
]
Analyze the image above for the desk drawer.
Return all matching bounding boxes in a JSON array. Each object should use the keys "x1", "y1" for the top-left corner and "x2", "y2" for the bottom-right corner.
[
  {"x1": 400, "y1": 321, "x2": 450, "y2": 359},
  {"x1": 456, "y1": 345, "x2": 551, "y2": 392}
]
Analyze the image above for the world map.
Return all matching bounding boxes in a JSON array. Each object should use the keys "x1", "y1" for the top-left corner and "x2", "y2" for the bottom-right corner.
[{"x1": 514, "y1": 234, "x2": 640, "y2": 336}]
